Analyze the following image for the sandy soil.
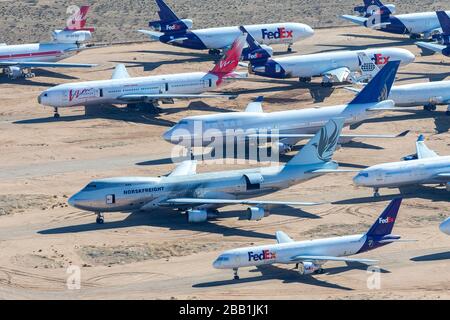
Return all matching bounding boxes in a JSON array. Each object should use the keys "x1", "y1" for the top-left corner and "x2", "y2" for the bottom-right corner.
[
  {"x1": 0, "y1": 26, "x2": 449, "y2": 300},
  {"x1": 1, "y1": 0, "x2": 449, "y2": 44}
]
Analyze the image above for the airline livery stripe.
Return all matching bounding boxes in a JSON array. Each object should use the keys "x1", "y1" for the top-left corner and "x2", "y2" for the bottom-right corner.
[{"x1": 0, "y1": 51, "x2": 63, "y2": 60}]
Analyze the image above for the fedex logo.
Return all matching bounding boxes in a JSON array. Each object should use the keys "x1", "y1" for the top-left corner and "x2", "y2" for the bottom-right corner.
[
  {"x1": 262, "y1": 28, "x2": 293, "y2": 40},
  {"x1": 247, "y1": 52, "x2": 264, "y2": 60},
  {"x1": 166, "y1": 23, "x2": 182, "y2": 31},
  {"x1": 248, "y1": 250, "x2": 277, "y2": 262},
  {"x1": 379, "y1": 217, "x2": 395, "y2": 224},
  {"x1": 373, "y1": 54, "x2": 390, "y2": 65},
  {"x1": 69, "y1": 88, "x2": 99, "y2": 102}
]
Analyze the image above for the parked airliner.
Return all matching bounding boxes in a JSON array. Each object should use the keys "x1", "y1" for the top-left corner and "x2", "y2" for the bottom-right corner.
[
  {"x1": 68, "y1": 119, "x2": 348, "y2": 224},
  {"x1": 0, "y1": 6, "x2": 97, "y2": 80},
  {"x1": 138, "y1": 0, "x2": 314, "y2": 55},
  {"x1": 342, "y1": 0, "x2": 450, "y2": 39},
  {"x1": 38, "y1": 35, "x2": 247, "y2": 118},
  {"x1": 354, "y1": 135, "x2": 450, "y2": 196},
  {"x1": 440, "y1": 217, "x2": 450, "y2": 235},
  {"x1": 416, "y1": 11, "x2": 450, "y2": 57},
  {"x1": 164, "y1": 61, "x2": 407, "y2": 154},
  {"x1": 214, "y1": 198, "x2": 405, "y2": 280},
  {"x1": 240, "y1": 26, "x2": 414, "y2": 85}
]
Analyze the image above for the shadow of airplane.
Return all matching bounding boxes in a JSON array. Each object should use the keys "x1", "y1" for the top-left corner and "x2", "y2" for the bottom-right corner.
[
  {"x1": 38, "y1": 209, "x2": 274, "y2": 240},
  {"x1": 316, "y1": 36, "x2": 415, "y2": 53},
  {"x1": 349, "y1": 110, "x2": 450, "y2": 134},
  {"x1": 398, "y1": 71, "x2": 450, "y2": 83},
  {"x1": 14, "y1": 104, "x2": 177, "y2": 127},
  {"x1": 0, "y1": 76, "x2": 56, "y2": 87},
  {"x1": 411, "y1": 251, "x2": 450, "y2": 262},
  {"x1": 193, "y1": 264, "x2": 353, "y2": 290},
  {"x1": 333, "y1": 185, "x2": 450, "y2": 205},
  {"x1": 33, "y1": 69, "x2": 80, "y2": 80}
]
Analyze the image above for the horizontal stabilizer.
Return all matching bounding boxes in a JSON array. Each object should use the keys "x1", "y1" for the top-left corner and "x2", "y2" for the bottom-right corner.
[
  {"x1": 416, "y1": 41, "x2": 446, "y2": 55},
  {"x1": 245, "y1": 96, "x2": 264, "y2": 113},
  {"x1": 169, "y1": 161, "x2": 197, "y2": 177},
  {"x1": 276, "y1": 231, "x2": 295, "y2": 244},
  {"x1": 138, "y1": 29, "x2": 164, "y2": 41},
  {"x1": 416, "y1": 135, "x2": 439, "y2": 159},
  {"x1": 341, "y1": 15, "x2": 368, "y2": 26}
]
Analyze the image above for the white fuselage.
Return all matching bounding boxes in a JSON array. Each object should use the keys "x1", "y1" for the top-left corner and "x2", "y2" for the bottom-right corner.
[
  {"x1": 164, "y1": 101, "x2": 393, "y2": 146},
  {"x1": 389, "y1": 81, "x2": 450, "y2": 107},
  {"x1": 193, "y1": 23, "x2": 314, "y2": 49},
  {"x1": 394, "y1": 12, "x2": 450, "y2": 35},
  {"x1": 0, "y1": 43, "x2": 79, "y2": 64},
  {"x1": 38, "y1": 71, "x2": 229, "y2": 108},
  {"x1": 271, "y1": 48, "x2": 414, "y2": 78},
  {"x1": 213, "y1": 234, "x2": 366, "y2": 269},
  {"x1": 354, "y1": 156, "x2": 450, "y2": 188}
]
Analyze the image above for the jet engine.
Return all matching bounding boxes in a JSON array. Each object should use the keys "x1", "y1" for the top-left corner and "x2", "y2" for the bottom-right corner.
[
  {"x1": 187, "y1": 209, "x2": 208, "y2": 223},
  {"x1": 52, "y1": 30, "x2": 92, "y2": 44},
  {"x1": 149, "y1": 19, "x2": 193, "y2": 32},
  {"x1": 298, "y1": 262, "x2": 320, "y2": 275},
  {"x1": 5, "y1": 66, "x2": 23, "y2": 79},
  {"x1": 247, "y1": 207, "x2": 265, "y2": 221},
  {"x1": 275, "y1": 142, "x2": 293, "y2": 155}
]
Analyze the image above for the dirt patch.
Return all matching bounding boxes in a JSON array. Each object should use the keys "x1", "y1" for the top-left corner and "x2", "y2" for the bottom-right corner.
[
  {"x1": 11, "y1": 254, "x2": 65, "y2": 269},
  {"x1": 304, "y1": 223, "x2": 371, "y2": 238},
  {"x1": 0, "y1": 194, "x2": 65, "y2": 216}
]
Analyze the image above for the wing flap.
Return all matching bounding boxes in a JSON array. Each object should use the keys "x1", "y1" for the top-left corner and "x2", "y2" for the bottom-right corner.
[
  {"x1": 168, "y1": 161, "x2": 197, "y2": 177},
  {"x1": 163, "y1": 198, "x2": 322, "y2": 207}
]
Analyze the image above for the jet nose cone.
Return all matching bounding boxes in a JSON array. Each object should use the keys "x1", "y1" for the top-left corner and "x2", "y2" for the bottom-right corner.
[
  {"x1": 68, "y1": 194, "x2": 79, "y2": 208},
  {"x1": 305, "y1": 26, "x2": 315, "y2": 37},
  {"x1": 213, "y1": 259, "x2": 221, "y2": 269},
  {"x1": 403, "y1": 51, "x2": 416, "y2": 64},
  {"x1": 440, "y1": 218, "x2": 450, "y2": 235},
  {"x1": 163, "y1": 128, "x2": 173, "y2": 143}
]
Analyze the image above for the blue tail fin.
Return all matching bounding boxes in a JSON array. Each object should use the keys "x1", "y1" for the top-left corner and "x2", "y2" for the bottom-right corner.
[
  {"x1": 366, "y1": 198, "x2": 402, "y2": 237},
  {"x1": 437, "y1": 11, "x2": 450, "y2": 35},
  {"x1": 155, "y1": 0, "x2": 179, "y2": 22},
  {"x1": 349, "y1": 60, "x2": 399, "y2": 105},
  {"x1": 239, "y1": 26, "x2": 271, "y2": 63}
]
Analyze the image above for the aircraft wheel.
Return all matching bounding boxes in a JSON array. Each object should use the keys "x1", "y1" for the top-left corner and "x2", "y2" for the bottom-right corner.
[
  {"x1": 321, "y1": 82, "x2": 333, "y2": 88},
  {"x1": 374, "y1": 192, "x2": 381, "y2": 198},
  {"x1": 96, "y1": 217, "x2": 104, "y2": 224},
  {"x1": 54, "y1": 113, "x2": 60, "y2": 119}
]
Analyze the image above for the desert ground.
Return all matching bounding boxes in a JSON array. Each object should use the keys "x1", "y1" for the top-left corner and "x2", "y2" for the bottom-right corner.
[
  {"x1": 1, "y1": 0, "x2": 449, "y2": 44},
  {"x1": 0, "y1": 23, "x2": 450, "y2": 299}
]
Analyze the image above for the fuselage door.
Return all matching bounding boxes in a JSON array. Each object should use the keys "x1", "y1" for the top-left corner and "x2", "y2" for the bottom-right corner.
[{"x1": 106, "y1": 194, "x2": 116, "y2": 205}]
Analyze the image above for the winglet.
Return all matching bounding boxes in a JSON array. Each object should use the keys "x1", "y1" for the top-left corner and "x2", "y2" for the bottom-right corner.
[
  {"x1": 245, "y1": 96, "x2": 264, "y2": 113},
  {"x1": 417, "y1": 134, "x2": 425, "y2": 142}
]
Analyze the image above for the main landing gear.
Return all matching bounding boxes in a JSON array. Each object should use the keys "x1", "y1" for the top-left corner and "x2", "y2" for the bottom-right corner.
[
  {"x1": 233, "y1": 268, "x2": 240, "y2": 280},
  {"x1": 423, "y1": 104, "x2": 437, "y2": 112},
  {"x1": 287, "y1": 44, "x2": 293, "y2": 53},
  {"x1": 299, "y1": 77, "x2": 312, "y2": 83},
  {"x1": 208, "y1": 49, "x2": 221, "y2": 56},
  {"x1": 53, "y1": 107, "x2": 60, "y2": 119},
  {"x1": 373, "y1": 188, "x2": 381, "y2": 198},
  {"x1": 96, "y1": 212, "x2": 105, "y2": 224}
]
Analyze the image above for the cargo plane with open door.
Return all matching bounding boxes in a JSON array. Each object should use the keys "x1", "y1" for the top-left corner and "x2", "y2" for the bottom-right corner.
[{"x1": 68, "y1": 118, "x2": 353, "y2": 224}]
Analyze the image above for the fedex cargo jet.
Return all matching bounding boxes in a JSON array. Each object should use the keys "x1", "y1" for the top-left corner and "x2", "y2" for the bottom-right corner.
[
  {"x1": 38, "y1": 35, "x2": 247, "y2": 118},
  {"x1": 416, "y1": 11, "x2": 450, "y2": 57},
  {"x1": 0, "y1": 5, "x2": 97, "y2": 80},
  {"x1": 138, "y1": 0, "x2": 314, "y2": 55},
  {"x1": 342, "y1": 0, "x2": 450, "y2": 39}
]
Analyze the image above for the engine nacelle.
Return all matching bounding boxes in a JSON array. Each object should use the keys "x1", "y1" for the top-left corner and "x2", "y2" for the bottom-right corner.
[
  {"x1": 275, "y1": 142, "x2": 292, "y2": 155},
  {"x1": 5, "y1": 66, "x2": 23, "y2": 79},
  {"x1": 149, "y1": 19, "x2": 193, "y2": 33},
  {"x1": 52, "y1": 30, "x2": 92, "y2": 44},
  {"x1": 298, "y1": 262, "x2": 320, "y2": 275},
  {"x1": 187, "y1": 209, "x2": 208, "y2": 223},
  {"x1": 247, "y1": 207, "x2": 265, "y2": 221}
]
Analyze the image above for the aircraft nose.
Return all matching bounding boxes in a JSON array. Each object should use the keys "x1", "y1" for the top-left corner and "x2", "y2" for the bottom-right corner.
[
  {"x1": 440, "y1": 218, "x2": 450, "y2": 235},
  {"x1": 404, "y1": 51, "x2": 416, "y2": 64},
  {"x1": 163, "y1": 128, "x2": 173, "y2": 142},
  {"x1": 213, "y1": 259, "x2": 220, "y2": 269},
  {"x1": 37, "y1": 94, "x2": 42, "y2": 105},
  {"x1": 68, "y1": 193, "x2": 80, "y2": 208},
  {"x1": 305, "y1": 25, "x2": 315, "y2": 38}
]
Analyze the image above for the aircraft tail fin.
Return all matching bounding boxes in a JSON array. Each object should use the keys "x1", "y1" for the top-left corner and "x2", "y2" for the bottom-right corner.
[
  {"x1": 437, "y1": 11, "x2": 450, "y2": 35},
  {"x1": 286, "y1": 118, "x2": 345, "y2": 166},
  {"x1": 366, "y1": 198, "x2": 402, "y2": 237},
  {"x1": 210, "y1": 35, "x2": 246, "y2": 77},
  {"x1": 240, "y1": 26, "x2": 272, "y2": 63},
  {"x1": 65, "y1": 6, "x2": 94, "y2": 32},
  {"x1": 347, "y1": 60, "x2": 399, "y2": 106},
  {"x1": 155, "y1": 0, "x2": 180, "y2": 22}
]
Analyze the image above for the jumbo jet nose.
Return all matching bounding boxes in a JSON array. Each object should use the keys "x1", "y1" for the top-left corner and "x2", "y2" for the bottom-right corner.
[
  {"x1": 163, "y1": 127, "x2": 175, "y2": 143},
  {"x1": 402, "y1": 50, "x2": 416, "y2": 64},
  {"x1": 440, "y1": 218, "x2": 450, "y2": 235},
  {"x1": 68, "y1": 193, "x2": 81, "y2": 208},
  {"x1": 304, "y1": 25, "x2": 315, "y2": 38}
]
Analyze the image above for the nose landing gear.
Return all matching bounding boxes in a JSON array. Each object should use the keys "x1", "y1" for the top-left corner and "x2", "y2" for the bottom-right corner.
[
  {"x1": 373, "y1": 188, "x2": 381, "y2": 198},
  {"x1": 96, "y1": 212, "x2": 104, "y2": 224},
  {"x1": 233, "y1": 268, "x2": 240, "y2": 280},
  {"x1": 53, "y1": 107, "x2": 60, "y2": 119}
]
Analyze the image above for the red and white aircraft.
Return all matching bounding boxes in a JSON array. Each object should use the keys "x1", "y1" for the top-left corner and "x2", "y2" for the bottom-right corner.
[
  {"x1": 38, "y1": 35, "x2": 247, "y2": 118},
  {"x1": 0, "y1": 6, "x2": 97, "y2": 80}
]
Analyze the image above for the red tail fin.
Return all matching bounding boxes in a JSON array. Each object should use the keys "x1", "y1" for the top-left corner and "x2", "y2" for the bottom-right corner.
[
  {"x1": 210, "y1": 35, "x2": 246, "y2": 76},
  {"x1": 65, "y1": 6, "x2": 94, "y2": 31}
]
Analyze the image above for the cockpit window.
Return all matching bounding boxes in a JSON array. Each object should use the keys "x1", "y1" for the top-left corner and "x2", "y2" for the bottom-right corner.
[
  {"x1": 217, "y1": 256, "x2": 230, "y2": 262},
  {"x1": 357, "y1": 172, "x2": 369, "y2": 178},
  {"x1": 179, "y1": 120, "x2": 189, "y2": 125},
  {"x1": 82, "y1": 183, "x2": 97, "y2": 191}
]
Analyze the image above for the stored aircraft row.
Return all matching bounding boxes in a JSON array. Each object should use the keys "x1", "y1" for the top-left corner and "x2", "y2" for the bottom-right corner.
[{"x1": 0, "y1": 6, "x2": 96, "y2": 79}]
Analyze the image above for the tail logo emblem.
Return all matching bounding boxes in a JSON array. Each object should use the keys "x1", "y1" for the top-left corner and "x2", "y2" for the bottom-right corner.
[{"x1": 313, "y1": 120, "x2": 340, "y2": 162}]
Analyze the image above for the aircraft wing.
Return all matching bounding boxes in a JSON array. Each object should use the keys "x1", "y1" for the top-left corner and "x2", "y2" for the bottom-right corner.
[
  {"x1": 434, "y1": 173, "x2": 450, "y2": 182},
  {"x1": 276, "y1": 231, "x2": 295, "y2": 244},
  {"x1": 416, "y1": 135, "x2": 439, "y2": 159},
  {"x1": 323, "y1": 67, "x2": 351, "y2": 83},
  {"x1": 117, "y1": 93, "x2": 237, "y2": 102},
  {"x1": 245, "y1": 96, "x2": 264, "y2": 113},
  {"x1": 290, "y1": 255, "x2": 378, "y2": 264},
  {"x1": 416, "y1": 41, "x2": 447, "y2": 55},
  {"x1": 138, "y1": 29, "x2": 163, "y2": 41},
  {"x1": 248, "y1": 131, "x2": 409, "y2": 140},
  {"x1": 111, "y1": 64, "x2": 130, "y2": 80},
  {"x1": 168, "y1": 161, "x2": 197, "y2": 177},
  {"x1": 0, "y1": 61, "x2": 97, "y2": 68},
  {"x1": 163, "y1": 198, "x2": 322, "y2": 207},
  {"x1": 341, "y1": 15, "x2": 368, "y2": 26}
]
